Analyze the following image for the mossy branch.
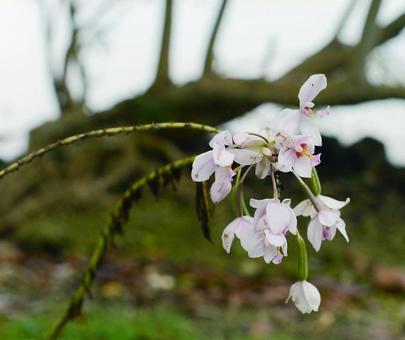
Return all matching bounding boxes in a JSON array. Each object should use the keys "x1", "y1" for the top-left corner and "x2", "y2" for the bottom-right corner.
[
  {"x1": 0, "y1": 122, "x2": 218, "y2": 181},
  {"x1": 46, "y1": 156, "x2": 195, "y2": 340}
]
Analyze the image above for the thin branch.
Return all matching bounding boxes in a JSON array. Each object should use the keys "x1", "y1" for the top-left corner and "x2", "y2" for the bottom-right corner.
[
  {"x1": 46, "y1": 156, "x2": 195, "y2": 340},
  {"x1": 0, "y1": 122, "x2": 219, "y2": 181},
  {"x1": 350, "y1": 0, "x2": 382, "y2": 77},
  {"x1": 334, "y1": 0, "x2": 358, "y2": 40},
  {"x1": 203, "y1": 0, "x2": 228, "y2": 76},
  {"x1": 154, "y1": 0, "x2": 173, "y2": 87},
  {"x1": 376, "y1": 13, "x2": 405, "y2": 46}
]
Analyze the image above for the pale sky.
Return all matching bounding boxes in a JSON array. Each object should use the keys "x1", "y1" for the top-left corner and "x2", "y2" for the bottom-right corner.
[{"x1": 0, "y1": 0, "x2": 404, "y2": 164}]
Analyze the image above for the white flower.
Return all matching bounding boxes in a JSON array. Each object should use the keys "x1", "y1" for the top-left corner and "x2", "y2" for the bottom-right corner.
[
  {"x1": 191, "y1": 131, "x2": 235, "y2": 203},
  {"x1": 277, "y1": 134, "x2": 321, "y2": 178},
  {"x1": 230, "y1": 130, "x2": 276, "y2": 179},
  {"x1": 277, "y1": 74, "x2": 330, "y2": 146},
  {"x1": 286, "y1": 280, "x2": 321, "y2": 314},
  {"x1": 222, "y1": 198, "x2": 297, "y2": 264},
  {"x1": 294, "y1": 195, "x2": 350, "y2": 251}
]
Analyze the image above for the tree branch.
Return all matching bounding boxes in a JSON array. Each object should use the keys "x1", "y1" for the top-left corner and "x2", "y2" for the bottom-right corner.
[
  {"x1": 350, "y1": 0, "x2": 382, "y2": 78},
  {"x1": 376, "y1": 13, "x2": 405, "y2": 46},
  {"x1": 203, "y1": 0, "x2": 228, "y2": 76},
  {"x1": 334, "y1": 0, "x2": 358, "y2": 40},
  {"x1": 154, "y1": 0, "x2": 173, "y2": 87},
  {"x1": 0, "y1": 122, "x2": 218, "y2": 181}
]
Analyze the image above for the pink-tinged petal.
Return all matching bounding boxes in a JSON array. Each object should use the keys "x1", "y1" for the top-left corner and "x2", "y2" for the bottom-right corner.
[
  {"x1": 229, "y1": 148, "x2": 262, "y2": 165},
  {"x1": 255, "y1": 158, "x2": 271, "y2": 179},
  {"x1": 335, "y1": 218, "x2": 349, "y2": 242},
  {"x1": 298, "y1": 74, "x2": 327, "y2": 109},
  {"x1": 263, "y1": 245, "x2": 277, "y2": 263},
  {"x1": 191, "y1": 151, "x2": 216, "y2": 181},
  {"x1": 317, "y1": 105, "x2": 330, "y2": 118},
  {"x1": 212, "y1": 144, "x2": 235, "y2": 167},
  {"x1": 210, "y1": 167, "x2": 235, "y2": 203},
  {"x1": 307, "y1": 217, "x2": 323, "y2": 251},
  {"x1": 278, "y1": 148, "x2": 297, "y2": 173},
  {"x1": 277, "y1": 108, "x2": 300, "y2": 134},
  {"x1": 318, "y1": 195, "x2": 350, "y2": 210},
  {"x1": 265, "y1": 231, "x2": 286, "y2": 247},
  {"x1": 311, "y1": 153, "x2": 321, "y2": 167},
  {"x1": 221, "y1": 217, "x2": 245, "y2": 253},
  {"x1": 318, "y1": 209, "x2": 339, "y2": 226},
  {"x1": 293, "y1": 199, "x2": 314, "y2": 217},
  {"x1": 209, "y1": 130, "x2": 232, "y2": 148},
  {"x1": 266, "y1": 202, "x2": 291, "y2": 233},
  {"x1": 322, "y1": 226, "x2": 336, "y2": 240},
  {"x1": 293, "y1": 156, "x2": 312, "y2": 178},
  {"x1": 299, "y1": 116, "x2": 322, "y2": 146},
  {"x1": 272, "y1": 253, "x2": 283, "y2": 264}
]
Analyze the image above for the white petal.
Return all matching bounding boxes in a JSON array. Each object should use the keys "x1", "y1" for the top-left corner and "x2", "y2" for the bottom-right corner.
[
  {"x1": 298, "y1": 74, "x2": 327, "y2": 108},
  {"x1": 318, "y1": 195, "x2": 350, "y2": 210},
  {"x1": 255, "y1": 158, "x2": 271, "y2": 179},
  {"x1": 221, "y1": 217, "x2": 242, "y2": 254},
  {"x1": 266, "y1": 202, "x2": 291, "y2": 233},
  {"x1": 209, "y1": 130, "x2": 232, "y2": 148},
  {"x1": 335, "y1": 218, "x2": 349, "y2": 242},
  {"x1": 289, "y1": 282, "x2": 312, "y2": 314},
  {"x1": 302, "y1": 281, "x2": 321, "y2": 312},
  {"x1": 250, "y1": 198, "x2": 274, "y2": 209},
  {"x1": 293, "y1": 156, "x2": 312, "y2": 178},
  {"x1": 210, "y1": 167, "x2": 235, "y2": 203},
  {"x1": 278, "y1": 148, "x2": 296, "y2": 173},
  {"x1": 229, "y1": 149, "x2": 262, "y2": 165},
  {"x1": 318, "y1": 209, "x2": 339, "y2": 227},
  {"x1": 265, "y1": 231, "x2": 286, "y2": 247},
  {"x1": 307, "y1": 218, "x2": 323, "y2": 252},
  {"x1": 299, "y1": 116, "x2": 322, "y2": 146},
  {"x1": 191, "y1": 151, "x2": 216, "y2": 181},
  {"x1": 234, "y1": 217, "x2": 257, "y2": 252},
  {"x1": 288, "y1": 209, "x2": 298, "y2": 234},
  {"x1": 212, "y1": 144, "x2": 235, "y2": 167},
  {"x1": 293, "y1": 199, "x2": 313, "y2": 217},
  {"x1": 277, "y1": 108, "x2": 300, "y2": 134},
  {"x1": 247, "y1": 236, "x2": 266, "y2": 258},
  {"x1": 263, "y1": 245, "x2": 277, "y2": 263}
]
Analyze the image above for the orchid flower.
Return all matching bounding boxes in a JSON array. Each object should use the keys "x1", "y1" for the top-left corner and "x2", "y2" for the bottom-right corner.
[
  {"x1": 222, "y1": 198, "x2": 297, "y2": 264},
  {"x1": 277, "y1": 134, "x2": 321, "y2": 178},
  {"x1": 230, "y1": 130, "x2": 276, "y2": 179},
  {"x1": 277, "y1": 74, "x2": 330, "y2": 146},
  {"x1": 191, "y1": 130, "x2": 236, "y2": 203},
  {"x1": 286, "y1": 280, "x2": 321, "y2": 314},
  {"x1": 294, "y1": 195, "x2": 350, "y2": 251}
]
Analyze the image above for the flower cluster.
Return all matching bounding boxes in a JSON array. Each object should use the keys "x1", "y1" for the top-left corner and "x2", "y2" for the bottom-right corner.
[{"x1": 191, "y1": 74, "x2": 350, "y2": 314}]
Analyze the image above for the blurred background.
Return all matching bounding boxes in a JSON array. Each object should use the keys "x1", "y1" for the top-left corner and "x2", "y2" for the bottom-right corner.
[{"x1": 0, "y1": 0, "x2": 404, "y2": 338}]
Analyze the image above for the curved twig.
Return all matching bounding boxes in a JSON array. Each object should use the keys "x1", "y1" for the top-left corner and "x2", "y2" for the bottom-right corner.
[
  {"x1": 0, "y1": 122, "x2": 219, "y2": 181},
  {"x1": 46, "y1": 156, "x2": 195, "y2": 339}
]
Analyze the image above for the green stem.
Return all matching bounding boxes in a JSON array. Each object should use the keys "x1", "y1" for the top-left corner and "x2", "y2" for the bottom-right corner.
[
  {"x1": 292, "y1": 171, "x2": 321, "y2": 211},
  {"x1": 46, "y1": 156, "x2": 195, "y2": 340},
  {"x1": 296, "y1": 230, "x2": 309, "y2": 281},
  {"x1": 309, "y1": 168, "x2": 322, "y2": 196},
  {"x1": 0, "y1": 122, "x2": 219, "y2": 181},
  {"x1": 270, "y1": 166, "x2": 279, "y2": 200}
]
